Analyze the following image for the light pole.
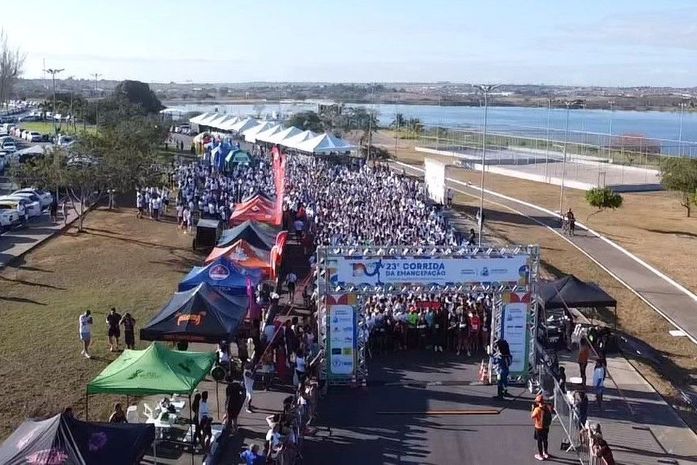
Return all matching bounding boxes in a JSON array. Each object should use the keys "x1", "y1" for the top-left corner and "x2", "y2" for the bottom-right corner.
[
  {"x1": 607, "y1": 100, "x2": 615, "y2": 162},
  {"x1": 44, "y1": 68, "x2": 64, "y2": 135},
  {"x1": 558, "y1": 100, "x2": 576, "y2": 220},
  {"x1": 474, "y1": 84, "x2": 500, "y2": 247},
  {"x1": 92, "y1": 72, "x2": 101, "y2": 126},
  {"x1": 545, "y1": 97, "x2": 552, "y2": 182},
  {"x1": 678, "y1": 100, "x2": 688, "y2": 156}
]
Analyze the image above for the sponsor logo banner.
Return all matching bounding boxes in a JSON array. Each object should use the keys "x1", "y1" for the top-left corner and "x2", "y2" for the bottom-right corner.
[
  {"x1": 328, "y1": 304, "x2": 355, "y2": 376},
  {"x1": 501, "y1": 292, "x2": 531, "y2": 374},
  {"x1": 330, "y1": 255, "x2": 529, "y2": 286}
]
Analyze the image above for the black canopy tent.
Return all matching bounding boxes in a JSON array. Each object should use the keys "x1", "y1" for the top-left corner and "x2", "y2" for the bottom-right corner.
[
  {"x1": 140, "y1": 283, "x2": 249, "y2": 343},
  {"x1": 0, "y1": 413, "x2": 154, "y2": 465},
  {"x1": 540, "y1": 274, "x2": 617, "y2": 327},
  {"x1": 217, "y1": 220, "x2": 278, "y2": 249}
]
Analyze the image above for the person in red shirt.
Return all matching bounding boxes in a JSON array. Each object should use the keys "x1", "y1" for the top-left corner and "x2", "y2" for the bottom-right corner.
[{"x1": 468, "y1": 311, "x2": 481, "y2": 355}]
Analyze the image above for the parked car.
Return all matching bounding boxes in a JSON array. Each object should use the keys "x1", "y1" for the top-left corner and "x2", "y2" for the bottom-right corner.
[
  {"x1": 0, "y1": 195, "x2": 41, "y2": 217},
  {"x1": 1, "y1": 140, "x2": 16, "y2": 153},
  {"x1": 0, "y1": 207, "x2": 20, "y2": 231},
  {"x1": 19, "y1": 129, "x2": 29, "y2": 140},
  {"x1": 13, "y1": 188, "x2": 52, "y2": 209},
  {"x1": 0, "y1": 199, "x2": 29, "y2": 223},
  {"x1": 27, "y1": 131, "x2": 42, "y2": 142}
]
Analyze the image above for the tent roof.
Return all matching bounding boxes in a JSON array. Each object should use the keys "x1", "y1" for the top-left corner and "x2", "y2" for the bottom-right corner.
[
  {"x1": 266, "y1": 126, "x2": 303, "y2": 145},
  {"x1": 225, "y1": 149, "x2": 252, "y2": 164},
  {"x1": 204, "y1": 113, "x2": 230, "y2": 128},
  {"x1": 208, "y1": 114, "x2": 237, "y2": 130},
  {"x1": 217, "y1": 219, "x2": 279, "y2": 249},
  {"x1": 219, "y1": 116, "x2": 242, "y2": 131},
  {"x1": 540, "y1": 275, "x2": 617, "y2": 310},
  {"x1": 87, "y1": 341, "x2": 215, "y2": 395},
  {"x1": 229, "y1": 118, "x2": 260, "y2": 133},
  {"x1": 189, "y1": 112, "x2": 213, "y2": 125},
  {"x1": 243, "y1": 122, "x2": 275, "y2": 143},
  {"x1": 280, "y1": 129, "x2": 318, "y2": 150},
  {"x1": 212, "y1": 239, "x2": 271, "y2": 275},
  {"x1": 0, "y1": 413, "x2": 154, "y2": 465},
  {"x1": 228, "y1": 196, "x2": 277, "y2": 226},
  {"x1": 198, "y1": 113, "x2": 224, "y2": 126},
  {"x1": 178, "y1": 256, "x2": 263, "y2": 293},
  {"x1": 295, "y1": 132, "x2": 357, "y2": 154},
  {"x1": 140, "y1": 283, "x2": 249, "y2": 344},
  {"x1": 254, "y1": 124, "x2": 284, "y2": 143}
]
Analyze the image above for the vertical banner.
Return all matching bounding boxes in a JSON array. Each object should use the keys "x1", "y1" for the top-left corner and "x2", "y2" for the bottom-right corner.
[
  {"x1": 326, "y1": 294, "x2": 357, "y2": 380},
  {"x1": 424, "y1": 158, "x2": 447, "y2": 204},
  {"x1": 501, "y1": 292, "x2": 532, "y2": 375}
]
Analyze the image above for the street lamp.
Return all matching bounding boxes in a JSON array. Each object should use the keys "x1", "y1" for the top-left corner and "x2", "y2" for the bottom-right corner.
[
  {"x1": 92, "y1": 72, "x2": 101, "y2": 126},
  {"x1": 607, "y1": 100, "x2": 615, "y2": 162},
  {"x1": 44, "y1": 68, "x2": 64, "y2": 135},
  {"x1": 558, "y1": 99, "x2": 583, "y2": 220},
  {"x1": 545, "y1": 97, "x2": 552, "y2": 182},
  {"x1": 678, "y1": 100, "x2": 689, "y2": 156},
  {"x1": 473, "y1": 84, "x2": 500, "y2": 247}
]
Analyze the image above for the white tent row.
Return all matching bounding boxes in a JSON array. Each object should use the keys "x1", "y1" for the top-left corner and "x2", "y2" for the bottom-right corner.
[{"x1": 292, "y1": 132, "x2": 357, "y2": 154}]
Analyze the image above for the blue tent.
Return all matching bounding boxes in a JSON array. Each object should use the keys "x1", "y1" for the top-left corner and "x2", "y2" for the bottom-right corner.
[{"x1": 178, "y1": 256, "x2": 263, "y2": 294}]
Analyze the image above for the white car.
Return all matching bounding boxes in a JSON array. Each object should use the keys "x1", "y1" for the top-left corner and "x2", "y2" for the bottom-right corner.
[
  {"x1": 19, "y1": 129, "x2": 29, "y2": 140},
  {"x1": 0, "y1": 207, "x2": 20, "y2": 230},
  {"x1": 0, "y1": 199, "x2": 29, "y2": 223},
  {"x1": 0, "y1": 195, "x2": 42, "y2": 217},
  {"x1": 13, "y1": 188, "x2": 53, "y2": 209},
  {"x1": 27, "y1": 132, "x2": 42, "y2": 142},
  {"x1": 1, "y1": 140, "x2": 16, "y2": 153}
]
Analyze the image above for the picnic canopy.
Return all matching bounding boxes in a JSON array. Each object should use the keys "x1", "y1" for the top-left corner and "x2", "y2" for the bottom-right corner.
[
  {"x1": 87, "y1": 342, "x2": 215, "y2": 395},
  {"x1": 280, "y1": 129, "x2": 317, "y2": 150},
  {"x1": 229, "y1": 195, "x2": 278, "y2": 226},
  {"x1": 140, "y1": 283, "x2": 249, "y2": 344},
  {"x1": 540, "y1": 275, "x2": 617, "y2": 310},
  {"x1": 254, "y1": 124, "x2": 284, "y2": 144},
  {"x1": 0, "y1": 413, "x2": 155, "y2": 465},
  {"x1": 178, "y1": 255, "x2": 263, "y2": 294},
  {"x1": 265, "y1": 126, "x2": 303, "y2": 145},
  {"x1": 295, "y1": 132, "x2": 357, "y2": 154},
  {"x1": 217, "y1": 219, "x2": 279, "y2": 249},
  {"x1": 243, "y1": 121, "x2": 274, "y2": 143}
]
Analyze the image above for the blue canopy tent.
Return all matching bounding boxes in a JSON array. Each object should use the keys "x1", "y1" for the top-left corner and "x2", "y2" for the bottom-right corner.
[{"x1": 178, "y1": 256, "x2": 263, "y2": 294}]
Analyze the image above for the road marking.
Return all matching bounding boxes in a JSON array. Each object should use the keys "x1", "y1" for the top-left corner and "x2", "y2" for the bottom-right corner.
[{"x1": 376, "y1": 409, "x2": 500, "y2": 416}]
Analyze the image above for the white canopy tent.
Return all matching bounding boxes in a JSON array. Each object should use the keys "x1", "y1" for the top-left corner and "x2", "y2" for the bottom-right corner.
[
  {"x1": 229, "y1": 117, "x2": 260, "y2": 134},
  {"x1": 265, "y1": 126, "x2": 303, "y2": 145},
  {"x1": 243, "y1": 121, "x2": 275, "y2": 143},
  {"x1": 295, "y1": 132, "x2": 357, "y2": 154},
  {"x1": 198, "y1": 113, "x2": 224, "y2": 126},
  {"x1": 254, "y1": 124, "x2": 284, "y2": 144},
  {"x1": 189, "y1": 112, "x2": 214, "y2": 125},
  {"x1": 219, "y1": 116, "x2": 241, "y2": 131},
  {"x1": 281, "y1": 130, "x2": 318, "y2": 151},
  {"x1": 205, "y1": 113, "x2": 231, "y2": 129}
]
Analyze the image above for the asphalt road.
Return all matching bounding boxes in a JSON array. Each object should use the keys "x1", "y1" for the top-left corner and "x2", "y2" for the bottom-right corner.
[{"x1": 303, "y1": 351, "x2": 569, "y2": 465}]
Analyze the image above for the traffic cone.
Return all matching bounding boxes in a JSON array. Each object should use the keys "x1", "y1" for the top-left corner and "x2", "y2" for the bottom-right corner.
[{"x1": 479, "y1": 360, "x2": 489, "y2": 384}]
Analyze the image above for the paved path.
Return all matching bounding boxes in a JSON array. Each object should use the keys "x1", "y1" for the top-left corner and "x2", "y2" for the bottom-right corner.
[
  {"x1": 394, "y1": 160, "x2": 697, "y2": 345},
  {"x1": 0, "y1": 207, "x2": 78, "y2": 269}
]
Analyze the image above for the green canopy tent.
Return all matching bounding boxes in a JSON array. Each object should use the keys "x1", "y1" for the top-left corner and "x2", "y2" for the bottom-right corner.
[
  {"x1": 86, "y1": 342, "x2": 215, "y2": 465},
  {"x1": 225, "y1": 149, "x2": 252, "y2": 168}
]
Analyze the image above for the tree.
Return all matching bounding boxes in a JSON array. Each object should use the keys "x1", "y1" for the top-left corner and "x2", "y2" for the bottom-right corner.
[
  {"x1": 0, "y1": 29, "x2": 25, "y2": 105},
  {"x1": 585, "y1": 187, "x2": 623, "y2": 219},
  {"x1": 12, "y1": 115, "x2": 168, "y2": 231},
  {"x1": 112, "y1": 80, "x2": 164, "y2": 114},
  {"x1": 285, "y1": 111, "x2": 324, "y2": 133},
  {"x1": 391, "y1": 113, "x2": 406, "y2": 129},
  {"x1": 660, "y1": 157, "x2": 697, "y2": 217}
]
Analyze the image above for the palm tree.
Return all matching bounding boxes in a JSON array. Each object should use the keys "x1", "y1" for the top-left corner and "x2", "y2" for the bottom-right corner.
[{"x1": 391, "y1": 113, "x2": 406, "y2": 129}]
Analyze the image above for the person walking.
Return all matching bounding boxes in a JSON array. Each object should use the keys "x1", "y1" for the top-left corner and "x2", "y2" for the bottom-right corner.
[
  {"x1": 198, "y1": 391, "x2": 212, "y2": 450},
  {"x1": 106, "y1": 307, "x2": 122, "y2": 352},
  {"x1": 243, "y1": 365, "x2": 255, "y2": 413},
  {"x1": 191, "y1": 393, "x2": 202, "y2": 447},
  {"x1": 49, "y1": 195, "x2": 58, "y2": 223},
  {"x1": 578, "y1": 338, "x2": 590, "y2": 387},
  {"x1": 79, "y1": 310, "x2": 93, "y2": 359},
  {"x1": 531, "y1": 394, "x2": 553, "y2": 461},
  {"x1": 592, "y1": 359, "x2": 607, "y2": 411},
  {"x1": 120, "y1": 312, "x2": 136, "y2": 349},
  {"x1": 286, "y1": 271, "x2": 297, "y2": 304}
]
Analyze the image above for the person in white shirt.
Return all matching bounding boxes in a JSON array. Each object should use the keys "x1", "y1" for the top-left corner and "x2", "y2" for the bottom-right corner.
[
  {"x1": 198, "y1": 391, "x2": 212, "y2": 450},
  {"x1": 79, "y1": 310, "x2": 93, "y2": 358},
  {"x1": 286, "y1": 272, "x2": 298, "y2": 304},
  {"x1": 295, "y1": 349, "x2": 307, "y2": 386},
  {"x1": 243, "y1": 366, "x2": 255, "y2": 413}
]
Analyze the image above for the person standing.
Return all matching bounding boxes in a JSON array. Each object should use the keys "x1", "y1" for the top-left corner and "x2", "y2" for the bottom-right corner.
[
  {"x1": 49, "y1": 195, "x2": 58, "y2": 223},
  {"x1": 240, "y1": 444, "x2": 265, "y2": 465},
  {"x1": 224, "y1": 380, "x2": 245, "y2": 432},
  {"x1": 79, "y1": 310, "x2": 93, "y2": 359},
  {"x1": 108, "y1": 403, "x2": 127, "y2": 423},
  {"x1": 120, "y1": 312, "x2": 136, "y2": 349},
  {"x1": 199, "y1": 391, "x2": 212, "y2": 450},
  {"x1": 531, "y1": 394, "x2": 553, "y2": 461},
  {"x1": 106, "y1": 307, "x2": 122, "y2": 352},
  {"x1": 243, "y1": 365, "x2": 255, "y2": 413},
  {"x1": 286, "y1": 272, "x2": 298, "y2": 304},
  {"x1": 592, "y1": 438, "x2": 616, "y2": 465},
  {"x1": 578, "y1": 338, "x2": 590, "y2": 387},
  {"x1": 494, "y1": 339, "x2": 512, "y2": 399}
]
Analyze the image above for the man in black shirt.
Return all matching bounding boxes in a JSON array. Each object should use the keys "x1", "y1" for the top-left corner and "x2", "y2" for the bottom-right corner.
[{"x1": 106, "y1": 307, "x2": 122, "y2": 352}]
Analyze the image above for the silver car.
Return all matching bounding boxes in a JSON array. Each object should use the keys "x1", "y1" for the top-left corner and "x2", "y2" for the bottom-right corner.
[
  {"x1": 13, "y1": 188, "x2": 53, "y2": 209},
  {"x1": 0, "y1": 195, "x2": 42, "y2": 217}
]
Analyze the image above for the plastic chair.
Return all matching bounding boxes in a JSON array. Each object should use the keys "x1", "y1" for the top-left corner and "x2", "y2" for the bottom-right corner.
[{"x1": 142, "y1": 402, "x2": 158, "y2": 422}]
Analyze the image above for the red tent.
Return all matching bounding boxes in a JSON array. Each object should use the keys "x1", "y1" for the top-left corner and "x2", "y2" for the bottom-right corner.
[
  {"x1": 206, "y1": 239, "x2": 273, "y2": 277},
  {"x1": 229, "y1": 196, "x2": 278, "y2": 226}
]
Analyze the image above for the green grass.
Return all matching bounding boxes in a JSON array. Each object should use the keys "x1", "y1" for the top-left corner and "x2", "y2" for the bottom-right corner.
[
  {"x1": 18, "y1": 121, "x2": 98, "y2": 136},
  {"x1": 0, "y1": 208, "x2": 200, "y2": 438}
]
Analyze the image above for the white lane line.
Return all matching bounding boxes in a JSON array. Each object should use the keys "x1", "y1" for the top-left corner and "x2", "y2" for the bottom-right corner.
[{"x1": 393, "y1": 161, "x2": 697, "y2": 345}]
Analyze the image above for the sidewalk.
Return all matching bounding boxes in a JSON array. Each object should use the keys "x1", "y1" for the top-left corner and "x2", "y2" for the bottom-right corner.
[
  {"x1": 0, "y1": 208, "x2": 79, "y2": 269},
  {"x1": 559, "y1": 354, "x2": 697, "y2": 464}
]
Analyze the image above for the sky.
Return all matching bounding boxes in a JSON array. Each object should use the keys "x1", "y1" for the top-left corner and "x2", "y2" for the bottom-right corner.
[{"x1": 4, "y1": 0, "x2": 697, "y2": 86}]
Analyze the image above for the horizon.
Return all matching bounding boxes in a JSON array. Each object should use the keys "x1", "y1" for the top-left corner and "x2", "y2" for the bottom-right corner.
[{"x1": 4, "y1": 0, "x2": 697, "y2": 87}]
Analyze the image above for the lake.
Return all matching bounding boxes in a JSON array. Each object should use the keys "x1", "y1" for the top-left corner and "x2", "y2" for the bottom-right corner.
[{"x1": 166, "y1": 102, "x2": 697, "y2": 153}]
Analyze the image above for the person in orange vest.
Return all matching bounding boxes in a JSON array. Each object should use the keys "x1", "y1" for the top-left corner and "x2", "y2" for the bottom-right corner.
[{"x1": 531, "y1": 394, "x2": 554, "y2": 461}]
